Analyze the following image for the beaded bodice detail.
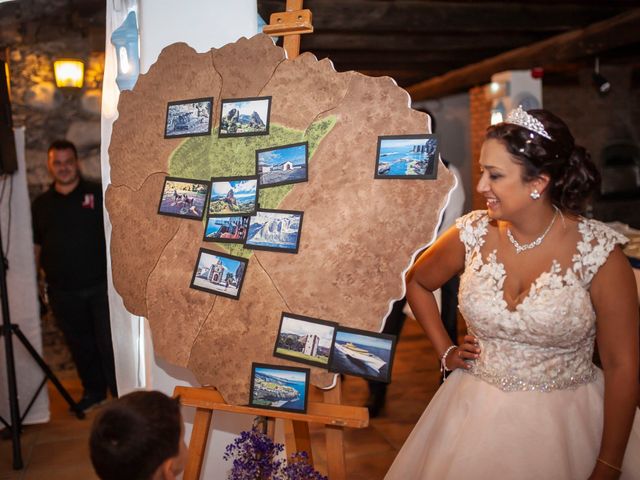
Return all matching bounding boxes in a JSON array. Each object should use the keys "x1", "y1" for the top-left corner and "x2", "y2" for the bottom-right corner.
[{"x1": 456, "y1": 211, "x2": 627, "y2": 392}]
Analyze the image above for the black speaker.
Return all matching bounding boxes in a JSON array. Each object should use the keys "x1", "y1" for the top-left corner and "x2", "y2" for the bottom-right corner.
[{"x1": 0, "y1": 60, "x2": 18, "y2": 175}]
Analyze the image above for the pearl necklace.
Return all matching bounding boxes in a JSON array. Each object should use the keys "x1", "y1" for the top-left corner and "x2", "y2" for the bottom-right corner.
[{"x1": 506, "y1": 208, "x2": 558, "y2": 254}]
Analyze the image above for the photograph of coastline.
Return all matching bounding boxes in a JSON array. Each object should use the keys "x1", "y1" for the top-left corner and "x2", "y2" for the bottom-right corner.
[
  {"x1": 157, "y1": 177, "x2": 209, "y2": 220},
  {"x1": 256, "y1": 142, "x2": 308, "y2": 188},
  {"x1": 203, "y1": 216, "x2": 249, "y2": 243},
  {"x1": 209, "y1": 176, "x2": 258, "y2": 217},
  {"x1": 375, "y1": 134, "x2": 438, "y2": 179},
  {"x1": 328, "y1": 327, "x2": 397, "y2": 383},
  {"x1": 164, "y1": 97, "x2": 213, "y2": 138},
  {"x1": 219, "y1": 96, "x2": 271, "y2": 137},
  {"x1": 190, "y1": 248, "x2": 248, "y2": 300},
  {"x1": 244, "y1": 209, "x2": 303, "y2": 254},
  {"x1": 249, "y1": 363, "x2": 309, "y2": 413},
  {"x1": 273, "y1": 312, "x2": 337, "y2": 368}
]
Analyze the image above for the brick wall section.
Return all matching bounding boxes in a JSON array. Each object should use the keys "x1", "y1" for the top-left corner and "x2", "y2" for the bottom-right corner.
[{"x1": 469, "y1": 85, "x2": 492, "y2": 210}]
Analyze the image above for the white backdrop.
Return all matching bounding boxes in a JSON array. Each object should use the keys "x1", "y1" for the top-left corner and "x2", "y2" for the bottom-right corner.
[
  {"x1": 101, "y1": 1, "x2": 259, "y2": 477},
  {"x1": 0, "y1": 127, "x2": 49, "y2": 426}
]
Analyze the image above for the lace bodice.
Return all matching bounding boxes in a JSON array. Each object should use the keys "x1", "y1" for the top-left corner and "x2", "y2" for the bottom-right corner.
[{"x1": 456, "y1": 211, "x2": 628, "y2": 392}]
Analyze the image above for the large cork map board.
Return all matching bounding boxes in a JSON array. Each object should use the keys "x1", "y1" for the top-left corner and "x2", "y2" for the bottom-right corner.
[{"x1": 106, "y1": 34, "x2": 454, "y2": 405}]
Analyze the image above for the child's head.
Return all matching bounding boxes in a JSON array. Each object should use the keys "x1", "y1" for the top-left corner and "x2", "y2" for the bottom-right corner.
[{"x1": 89, "y1": 390, "x2": 187, "y2": 480}]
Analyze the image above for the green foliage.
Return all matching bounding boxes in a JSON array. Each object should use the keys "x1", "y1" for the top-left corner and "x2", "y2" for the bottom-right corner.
[{"x1": 169, "y1": 116, "x2": 336, "y2": 258}]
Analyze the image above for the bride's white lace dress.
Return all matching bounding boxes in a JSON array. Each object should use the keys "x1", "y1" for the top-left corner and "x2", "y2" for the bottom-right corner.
[{"x1": 385, "y1": 211, "x2": 640, "y2": 479}]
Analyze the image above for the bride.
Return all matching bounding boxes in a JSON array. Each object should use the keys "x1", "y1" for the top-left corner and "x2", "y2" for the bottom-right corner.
[{"x1": 386, "y1": 107, "x2": 640, "y2": 479}]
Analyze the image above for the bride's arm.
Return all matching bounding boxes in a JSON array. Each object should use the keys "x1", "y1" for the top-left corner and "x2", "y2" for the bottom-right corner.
[
  {"x1": 406, "y1": 225, "x2": 471, "y2": 370},
  {"x1": 589, "y1": 245, "x2": 639, "y2": 478}
]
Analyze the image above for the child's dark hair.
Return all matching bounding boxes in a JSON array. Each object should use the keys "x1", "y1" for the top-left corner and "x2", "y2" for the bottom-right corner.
[
  {"x1": 89, "y1": 391, "x2": 182, "y2": 480},
  {"x1": 486, "y1": 109, "x2": 600, "y2": 215}
]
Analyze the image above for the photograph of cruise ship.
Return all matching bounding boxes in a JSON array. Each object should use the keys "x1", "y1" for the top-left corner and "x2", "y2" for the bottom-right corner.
[{"x1": 329, "y1": 327, "x2": 397, "y2": 382}]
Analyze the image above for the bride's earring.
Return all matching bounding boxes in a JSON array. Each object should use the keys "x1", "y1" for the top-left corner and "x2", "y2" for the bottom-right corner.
[{"x1": 530, "y1": 189, "x2": 540, "y2": 200}]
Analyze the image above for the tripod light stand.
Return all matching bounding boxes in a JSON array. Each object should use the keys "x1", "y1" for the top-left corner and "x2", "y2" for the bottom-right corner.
[{"x1": 0, "y1": 187, "x2": 84, "y2": 470}]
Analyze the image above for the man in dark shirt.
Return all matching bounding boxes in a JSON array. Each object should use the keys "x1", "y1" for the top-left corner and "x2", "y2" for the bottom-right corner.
[{"x1": 32, "y1": 140, "x2": 117, "y2": 411}]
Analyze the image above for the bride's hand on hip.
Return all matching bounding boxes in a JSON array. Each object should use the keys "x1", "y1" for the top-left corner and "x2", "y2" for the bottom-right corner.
[{"x1": 446, "y1": 335, "x2": 480, "y2": 370}]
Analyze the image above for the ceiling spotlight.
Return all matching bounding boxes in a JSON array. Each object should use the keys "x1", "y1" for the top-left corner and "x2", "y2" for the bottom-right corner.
[{"x1": 592, "y1": 57, "x2": 611, "y2": 95}]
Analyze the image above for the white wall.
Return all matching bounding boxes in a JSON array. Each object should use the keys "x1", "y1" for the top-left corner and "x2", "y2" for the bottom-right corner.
[{"x1": 101, "y1": 1, "x2": 259, "y2": 477}]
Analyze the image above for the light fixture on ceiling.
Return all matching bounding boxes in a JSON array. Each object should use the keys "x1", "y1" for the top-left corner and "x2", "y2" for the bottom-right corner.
[
  {"x1": 111, "y1": 10, "x2": 140, "y2": 91},
  {"x1": 53, "y1": 58, "x2": 85, "y2": 88},
  {"x1": 592, "y1": 57, "x2": 611, "y2": 96}
]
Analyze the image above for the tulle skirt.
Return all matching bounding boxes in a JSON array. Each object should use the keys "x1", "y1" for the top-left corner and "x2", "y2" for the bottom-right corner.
[{"x1": 385, "y1": 369, "x2": 640, "y2": 479}]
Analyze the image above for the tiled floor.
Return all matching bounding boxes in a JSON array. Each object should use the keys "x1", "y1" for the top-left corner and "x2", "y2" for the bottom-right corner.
[{"x1": 0, "y1": 318, "x2": 441, "y2": 479}]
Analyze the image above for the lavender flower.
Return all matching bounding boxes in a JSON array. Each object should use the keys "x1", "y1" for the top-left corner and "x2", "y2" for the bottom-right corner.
[{"x1": 223, "y1": 427, "x2": 326, "y2": 480}]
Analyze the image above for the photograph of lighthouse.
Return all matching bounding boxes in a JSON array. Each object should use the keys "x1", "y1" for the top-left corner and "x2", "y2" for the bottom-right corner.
[
  {"x1": 328, "y1": 326, "x2": 397, "y2": 383},
  {"x1": 208, "y1": 176, "x2": 258, "y2": 217},
  {"x1": 189, "y1": 248, "x2": 248, "y2": 299},
  {"x1": 256, "y1": 142, "x2": 309, "y2": 188},
  {"x1": 244, "y1": 209, "x2": 303, "y2": 254},
  {"x1": 375, "y1": 134, "x2": 439, "y2": 179},
  {"x1": 273, "y1": 312, "x2": 338, "y2": 368},
  {"x1": 249, "y1": 363, "x2": 310, "y2": 414},
  {"x1": 218, "y1": 96, "x2": 271, "y2": 137}
]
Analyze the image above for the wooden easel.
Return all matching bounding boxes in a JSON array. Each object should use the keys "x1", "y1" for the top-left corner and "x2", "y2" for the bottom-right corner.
[
  {"x1": 176, "y1": 383, "x2": 368, "y2": 480},
  {"x1": 176, "y1": 6, "x2": 368, "y2": 480}
]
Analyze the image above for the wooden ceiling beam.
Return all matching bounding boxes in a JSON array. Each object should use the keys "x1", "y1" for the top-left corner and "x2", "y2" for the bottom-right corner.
[
  {"x1": 300, "y1": 32, "x2": 545, "y2": 52},
  {"x1": 260, "y1": 0, "x2": 625, "y2": 33},
  {"x1": 311, "y1": 49, "x2": 505, "y2": 66},
  {"x1": 407, "y1": 8, "x2": 640, "y2": 100}
]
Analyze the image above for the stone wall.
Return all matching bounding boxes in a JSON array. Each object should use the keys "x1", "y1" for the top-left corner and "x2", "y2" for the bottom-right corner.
[{"x1": 4, "y1": 24, "x2": 104, "y2": 200}]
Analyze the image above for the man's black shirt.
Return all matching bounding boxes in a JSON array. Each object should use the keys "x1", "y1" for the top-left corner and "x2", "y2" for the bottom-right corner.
[{"x1": 32, "y1": 179, "x2": 107, "y2": 291}]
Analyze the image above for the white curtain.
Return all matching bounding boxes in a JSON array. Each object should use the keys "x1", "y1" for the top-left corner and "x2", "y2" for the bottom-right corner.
[{"x1": 0, "y1": 127, "x2": 50, "y2": 426}]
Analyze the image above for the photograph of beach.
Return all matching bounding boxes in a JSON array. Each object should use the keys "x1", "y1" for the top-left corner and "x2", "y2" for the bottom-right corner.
[
  {"x1": 329, "y1": 328, "x2": 396, "y2": 382},
  {"x1": 256, "y1": 142, "x2": 308, "y2": 187},
  {"x1": 274, "y1": 313, "x2": 336, "y2": 368},
  {"x1": 190, "y1": 249, "x2": 247, "y2": 299},
  {"x1": 375, "y1": 134, "x2": 438, "y2": 179},
  {"x1": 157, "y1": 177, "x2": 209, "y2": 220},
  {"x1": 250, "y1": 364, "x2": 309, "y2": 413},
  {"x1": 208, "y1": 177, "x2": 258, "y2": 216}
]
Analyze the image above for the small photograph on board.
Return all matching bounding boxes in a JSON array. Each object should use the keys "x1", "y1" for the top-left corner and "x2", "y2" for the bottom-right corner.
[
  {"x1": 375, "y1": 134, "x2": 439, "y2": 179},
  {"x1": 203, "y1": 216, "x2": 249, "y2": 244},
  {"x1": 164, "y1": 97, "x2": 213, "y2": 138},
  {"x1": 249, "y1": 363, "x2": 310, "y2": 414},
  {"x1": 190, "y1": 248, "x2": 248, "y2": 300},
  {"x1": 157, "y1": 177, "x2": 209, "y2": 220},
  {"x1": 256, "y1": 142, "x2": 309, "y2": 188},
  {"x1": 273, "y1": 312, "x2": 337, "y2": 368},
  {"x1": 208, "y1": 176, "x2": 258, "y2": 217},
  {"x1": 244, "y1": 209, "x2": 303, "y2": 254},
  {"x1": 328, "y1": 327, "x2": 397, "y2": 383},
  {"x1": 218, "y1": 96, "x2": 271, "y2": 137}
]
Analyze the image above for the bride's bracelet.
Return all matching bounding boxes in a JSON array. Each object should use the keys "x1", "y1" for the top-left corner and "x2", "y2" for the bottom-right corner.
[
  {"x1": 440, "y1": 345, "x2": 457, "y2": 377},
  {"x1": 596, "y1": 457, "x2": 622, "y2": 474}
]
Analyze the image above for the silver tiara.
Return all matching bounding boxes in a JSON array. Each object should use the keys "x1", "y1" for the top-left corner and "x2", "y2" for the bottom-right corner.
[{"x1": 505, "y1": 105, "x2": 552, "y2": 140}]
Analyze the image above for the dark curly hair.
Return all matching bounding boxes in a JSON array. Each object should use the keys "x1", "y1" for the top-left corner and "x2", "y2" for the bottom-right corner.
[{"x1": 486, "y1": 109, "x2": 600, "y2": 215}]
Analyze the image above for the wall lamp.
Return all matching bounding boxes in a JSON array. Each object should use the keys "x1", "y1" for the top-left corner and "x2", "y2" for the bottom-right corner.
[
  {"x1": 592, "y1": 57, "x2": 611, "y2": 96},
  {"x1": 53, "y1": 58, "x2": 85, "y2": 88}
]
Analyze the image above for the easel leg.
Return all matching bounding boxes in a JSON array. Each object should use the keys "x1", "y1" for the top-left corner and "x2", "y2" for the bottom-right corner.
[
  {"x1": 324, "y1": 379, "x2": 346, "y2": 480},
  {"x1": 284, "y1": 419, "x2": 313, "y2": 464},
  {"x1": 184, "y1": 407, "x2": 212, "y2": 480}
]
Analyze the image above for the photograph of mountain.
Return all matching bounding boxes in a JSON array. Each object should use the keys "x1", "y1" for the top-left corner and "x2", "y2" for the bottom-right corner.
[
  {"x1": 164, "y1": 97, "x2": 213, "y2": 138},
  {"x1": 219, "y1": 96, "x2": 271, "y2": 137},
  {"x1": 208, "y1": 176, "x2": 258, "y2": 217},
  {"x1": 244, "y1": 209, "x2": 303, "y2": 254}
]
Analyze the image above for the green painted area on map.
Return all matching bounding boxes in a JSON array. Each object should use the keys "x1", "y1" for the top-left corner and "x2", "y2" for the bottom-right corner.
[{"x1": 168, "y1": 116, "x2": 336, "y2": 257}]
